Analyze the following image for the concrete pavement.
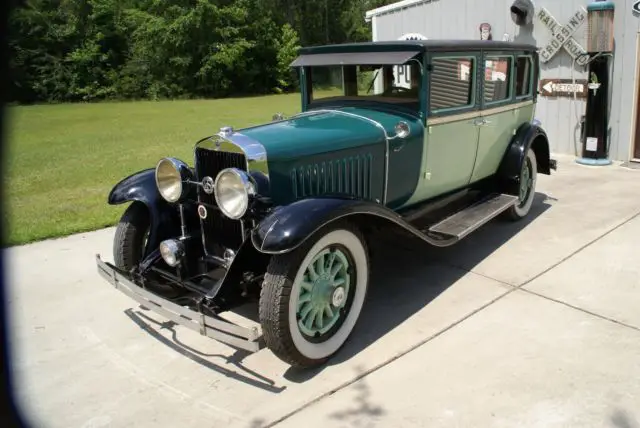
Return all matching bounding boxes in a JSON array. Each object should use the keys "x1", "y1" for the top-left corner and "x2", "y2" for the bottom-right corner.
[{"x1": 5, "y1": 154, "x2": 640, "y2": 428}]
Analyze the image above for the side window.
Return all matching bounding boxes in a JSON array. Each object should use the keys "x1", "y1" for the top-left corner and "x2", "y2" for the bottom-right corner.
[
  {"x1": 429, "y1": 56, "x2": 475, "y2": 112},
  {"x1": 483, "y1": 56, "x2": 512, "y2": 104},
  {"x1": 515, "y1": 56, "x2": 533, "y2": 98}
]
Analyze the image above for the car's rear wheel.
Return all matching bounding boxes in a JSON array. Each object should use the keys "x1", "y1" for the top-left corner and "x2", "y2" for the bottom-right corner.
[
  {"x1": 113, "y1": 201, "x2": 150, "y2": 272},
  {"x1": 259, "y1": 222, "x2": 369, "y2": 368},
  {"x1": 503, "y1": 148, "x2": 537, "y2": 221}
]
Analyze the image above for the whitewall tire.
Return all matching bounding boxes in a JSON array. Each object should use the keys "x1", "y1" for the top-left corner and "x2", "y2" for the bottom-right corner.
[
  {"x1": 259, "y1": 222, "x2": 369, "y2": 368},
  {"x1": 504, "y1": 148, "x2": 537, "y2": 221}
]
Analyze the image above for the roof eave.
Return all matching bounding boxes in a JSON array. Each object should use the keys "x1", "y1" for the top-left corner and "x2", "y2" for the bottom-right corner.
[{"x1": 365, "y1": 0, "x2": 431, "y2": 21}]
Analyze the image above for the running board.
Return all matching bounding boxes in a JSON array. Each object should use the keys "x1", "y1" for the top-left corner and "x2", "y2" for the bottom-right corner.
[{"x1": 427, "y1": 193, "x2": 518, "y2": 240}]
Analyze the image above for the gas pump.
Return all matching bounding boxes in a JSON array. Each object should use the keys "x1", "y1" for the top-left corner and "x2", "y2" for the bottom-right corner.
[{"x1": 576, "y1": 0, "x2": 615, "y2": 166}]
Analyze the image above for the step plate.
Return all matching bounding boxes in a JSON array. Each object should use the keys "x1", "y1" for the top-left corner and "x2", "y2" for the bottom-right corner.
[{"x1": 428, "y1": 193, "x2": 519, "y2": 239}]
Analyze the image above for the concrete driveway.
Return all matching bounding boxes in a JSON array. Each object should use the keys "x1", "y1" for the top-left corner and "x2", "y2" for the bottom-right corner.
[{"x1": 5, "y1": 154, "x2": 640, "y2": 428}]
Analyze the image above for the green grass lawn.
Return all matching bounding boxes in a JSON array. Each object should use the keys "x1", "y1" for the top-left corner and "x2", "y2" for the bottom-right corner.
[{"x1": 4, "y1": 93, "x2": 307, "y2": 246}]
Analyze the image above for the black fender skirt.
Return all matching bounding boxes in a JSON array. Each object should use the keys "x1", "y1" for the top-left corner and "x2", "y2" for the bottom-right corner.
[
  {"x1": 108, "y1": 168, "x2": 180, "y2": 256},
  {"x1": 251, "y1": 197, "x2": 458, "y2": 255}
]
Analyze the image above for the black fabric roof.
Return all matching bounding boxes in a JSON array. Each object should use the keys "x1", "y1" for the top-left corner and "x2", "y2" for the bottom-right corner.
[{"x1": 296, "y1": 40, "x2": 537, "y2": 56}]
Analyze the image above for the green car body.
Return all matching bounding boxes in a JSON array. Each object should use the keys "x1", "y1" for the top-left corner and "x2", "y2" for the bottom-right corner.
[{"x1": 97, "y1": 40, "x2": 555, "y2": 368}]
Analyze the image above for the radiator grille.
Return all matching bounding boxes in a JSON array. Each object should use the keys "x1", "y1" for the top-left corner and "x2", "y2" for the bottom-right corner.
[
  {"x1": 194, "y1": 147, "x2": 247, "y2": 253},
  {"x1": 290, "y1": 155, "x2": 373, "y2": 200}
]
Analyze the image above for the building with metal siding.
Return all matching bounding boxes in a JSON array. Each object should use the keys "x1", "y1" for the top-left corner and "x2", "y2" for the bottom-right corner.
[{"x1": 365, "y1": 0, "x2": 640, "y2": 163}]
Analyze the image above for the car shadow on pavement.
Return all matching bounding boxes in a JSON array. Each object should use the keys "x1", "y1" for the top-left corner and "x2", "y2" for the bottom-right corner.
[
  {"x1": 123, "y1": 308, "x2": 286, "y2": 393},
  {"x1": 121, "y1": 192, "x2": 553, "y2": 389},
  {"x1": 284, "y1": 192, "x2": 553, "y2": 382},
  {"x1": 611, "y1": 408, "x2": 640, "y2": 428}
]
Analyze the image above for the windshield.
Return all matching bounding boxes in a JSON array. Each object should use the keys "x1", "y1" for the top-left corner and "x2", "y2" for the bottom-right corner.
[{"x1": 305, "y1": 60, "x2": 423, "y2": 114}]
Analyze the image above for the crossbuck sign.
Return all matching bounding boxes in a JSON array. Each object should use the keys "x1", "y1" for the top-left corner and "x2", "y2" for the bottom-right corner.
[{"x1": 538, "y1": 7, "x2": 589, "y2": 66}]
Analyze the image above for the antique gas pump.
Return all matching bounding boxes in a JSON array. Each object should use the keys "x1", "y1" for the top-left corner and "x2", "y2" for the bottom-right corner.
[{"x1": 576, "y1": 0, "x2": 615, "y2": 166}]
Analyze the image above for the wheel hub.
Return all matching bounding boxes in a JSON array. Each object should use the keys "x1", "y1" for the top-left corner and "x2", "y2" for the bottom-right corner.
[
  {"x1": 331, "y1": 287, "x2": 346, "y2": 307},
  {"x1": 296, "y1": 247, "x2": 352, "y2": 338}
]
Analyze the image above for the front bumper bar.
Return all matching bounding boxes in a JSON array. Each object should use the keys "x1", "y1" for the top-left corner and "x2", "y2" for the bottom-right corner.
[{"x1": 95, "y1": 254, "x2": 264, "y2": 353}]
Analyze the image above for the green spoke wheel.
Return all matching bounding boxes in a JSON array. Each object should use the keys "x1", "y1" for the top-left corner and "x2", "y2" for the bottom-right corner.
[
  {"x1": 259, "y1": 222, "x2": 369, "y2": 368},
  {"x1": 296, "y1": 247, "x2": 353, "y2": 340}
]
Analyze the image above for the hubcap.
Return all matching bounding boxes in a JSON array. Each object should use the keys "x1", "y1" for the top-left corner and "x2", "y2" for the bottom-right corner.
[
  {"x1": 296, "y1": 246, "x2": 352, "y2": 338},
  {"x1": 331, "y1": 287, "x2": 346, "y2": 307}
]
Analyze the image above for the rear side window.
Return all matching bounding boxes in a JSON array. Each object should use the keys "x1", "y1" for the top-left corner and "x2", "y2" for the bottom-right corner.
[
  {"x1": 515, "y1": 56, "x2": 533, "y2": 98},
  {"x1": 483, "y1": 56, "x2": 512, "y2": 103},
  {"x1": 429, "y1": 56, "x2": 475, "y2": 112}
]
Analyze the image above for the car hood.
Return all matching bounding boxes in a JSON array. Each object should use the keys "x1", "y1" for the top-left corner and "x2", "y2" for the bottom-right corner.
[{"x1": 240, "y1": 107, "x2": 421, "y2": 161}]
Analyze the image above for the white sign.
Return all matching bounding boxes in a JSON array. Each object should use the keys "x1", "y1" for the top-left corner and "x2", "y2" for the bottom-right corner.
[
  {"x1": 394, "y1": 33, "x2": 427, "y2": 89},
  {"x1": 542, "y1": 81, "x2": 585, "y2": 95},
  {"x1": 394, "y1": 65, "x2": 413, "y2": 89},
  {"x1": 586, "y1": 137, "x2": 598, "y2": 152},
  {"x1": 538, "y1": 7, "x2": 589, "y2": 66}
]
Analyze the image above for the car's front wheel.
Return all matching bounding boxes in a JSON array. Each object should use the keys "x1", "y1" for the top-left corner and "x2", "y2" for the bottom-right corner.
[
  {"x1": 503, "y1": 148, "x2": 537, "y2": 221},
  {"x1": 259, "y1": 222, "x2": 369, "y2": 368},
  {"x1": 113, "y1": 201, "x2": 150, "y2": 272}
]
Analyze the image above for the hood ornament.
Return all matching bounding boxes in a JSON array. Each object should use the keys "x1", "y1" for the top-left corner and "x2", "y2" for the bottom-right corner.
[{"x1": 219, "y1": 126, "x2": 234, "y2": 137}]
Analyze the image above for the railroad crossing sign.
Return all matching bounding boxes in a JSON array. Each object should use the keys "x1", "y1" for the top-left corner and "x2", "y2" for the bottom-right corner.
[
  {"x1": 538, "y1": 7, "x2": 589, "y2": 66},
  {"x1": 539, "y1": 78, "x2": 588, "y2": 98}
]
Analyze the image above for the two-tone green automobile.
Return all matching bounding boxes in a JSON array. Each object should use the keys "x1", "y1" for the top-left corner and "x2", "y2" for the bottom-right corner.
[{"x1": 96, "y1": 39, "x2": 556, "y2": 368}]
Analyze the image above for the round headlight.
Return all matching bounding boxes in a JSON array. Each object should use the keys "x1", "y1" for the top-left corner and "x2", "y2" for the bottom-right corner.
[
  {"x1": 155, "y1": 158, "x2": 191, "y2": 203},
  {"x1": 214, "y1": 168, "x2": 256, "y2": 219}
]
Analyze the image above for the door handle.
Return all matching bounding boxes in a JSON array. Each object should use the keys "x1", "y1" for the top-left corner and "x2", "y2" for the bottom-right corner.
[{"x1": 473, "y1": 118, "x2": 491, "y2": 126}]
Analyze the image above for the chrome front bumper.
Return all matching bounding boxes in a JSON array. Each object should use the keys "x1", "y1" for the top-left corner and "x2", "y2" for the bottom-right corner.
[{"x1": 95, "y1": 254, "x2": 264, "y2": 353}]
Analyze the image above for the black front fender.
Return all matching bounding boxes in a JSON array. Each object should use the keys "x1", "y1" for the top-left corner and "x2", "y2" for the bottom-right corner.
[
  {"x1": 251, "y1": 197, "x2": 458, "y2": 255},
  {"x1": 499, "y1": 122, "x2": 552, "y2": 181},
  {"x1": 108, "y1": 168, "x2": 180, "y2": 255}
]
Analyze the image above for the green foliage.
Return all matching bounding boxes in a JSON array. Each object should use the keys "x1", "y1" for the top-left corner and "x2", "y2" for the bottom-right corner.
[{"x1": 9, "y1": 0, "x2": 397, "y2": 103}]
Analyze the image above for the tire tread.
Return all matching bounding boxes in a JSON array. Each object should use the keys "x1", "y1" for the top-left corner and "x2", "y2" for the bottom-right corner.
[
  {"x1": 113, "y1": 202, "x2": 150, "y2": 271},
  {"x1": 259, "y1": 221, "x2": 367, "y2": 368}
]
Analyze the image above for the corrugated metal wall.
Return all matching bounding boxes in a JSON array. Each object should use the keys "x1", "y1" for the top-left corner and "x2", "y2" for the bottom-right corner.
[{"x1": 370, "y1": 0, "x2": 639, "y2": 161}]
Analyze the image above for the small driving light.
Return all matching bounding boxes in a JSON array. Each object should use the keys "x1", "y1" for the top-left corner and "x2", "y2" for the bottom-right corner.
[
  {"x1": 159, "y1": 239, "x2": 185, "y2": 267},
  {"x1": 395, "y1": 121, "x2": 411, "y2": 139}
]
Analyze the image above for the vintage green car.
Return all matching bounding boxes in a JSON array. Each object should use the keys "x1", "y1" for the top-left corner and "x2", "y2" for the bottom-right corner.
[{"x1": 96, "y1": 39, "x2": 556, "y2": 368}]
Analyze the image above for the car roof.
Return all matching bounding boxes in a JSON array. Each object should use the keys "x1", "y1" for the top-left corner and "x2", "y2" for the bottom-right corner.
[{"x1": 298, "y1": 40, "x2": 538, "y2": 55}]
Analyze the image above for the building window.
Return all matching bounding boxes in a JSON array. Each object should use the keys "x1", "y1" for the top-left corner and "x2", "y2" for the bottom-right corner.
[
  {"x1": 429, "y1": 56, "x2": 475, "y2": 112},
  {"x1": 515, "y1": 56, "x2": 533, "y2": 98},
  {"x1": 483, "y1": 56, "x2": 512, "y2": 103}
]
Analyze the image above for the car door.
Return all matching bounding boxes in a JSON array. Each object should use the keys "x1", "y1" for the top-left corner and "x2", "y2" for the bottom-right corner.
[
  {"x1": 402, "y1": 52, "x2": 482, "y2": 207},
  {"x1": 471, "y1": 52, "x2": 536, "y2": 183}
]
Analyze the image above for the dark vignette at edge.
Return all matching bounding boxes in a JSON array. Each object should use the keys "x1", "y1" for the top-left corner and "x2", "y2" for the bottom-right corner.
[{"x1": 1, "y1": 0, "x2": 31, "y2": 427}]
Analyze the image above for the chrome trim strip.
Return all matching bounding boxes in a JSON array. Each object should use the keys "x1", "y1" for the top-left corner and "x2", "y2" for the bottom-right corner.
[
  {"x1": 95, "y1": 255, "x2": 263, "y2": 352},
  {"x1": 292, "y1": 109, "x2": 391, "y2": 138},
  {"x1": 427, "y1": 100, "x2": 534, "y2": 126}
]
